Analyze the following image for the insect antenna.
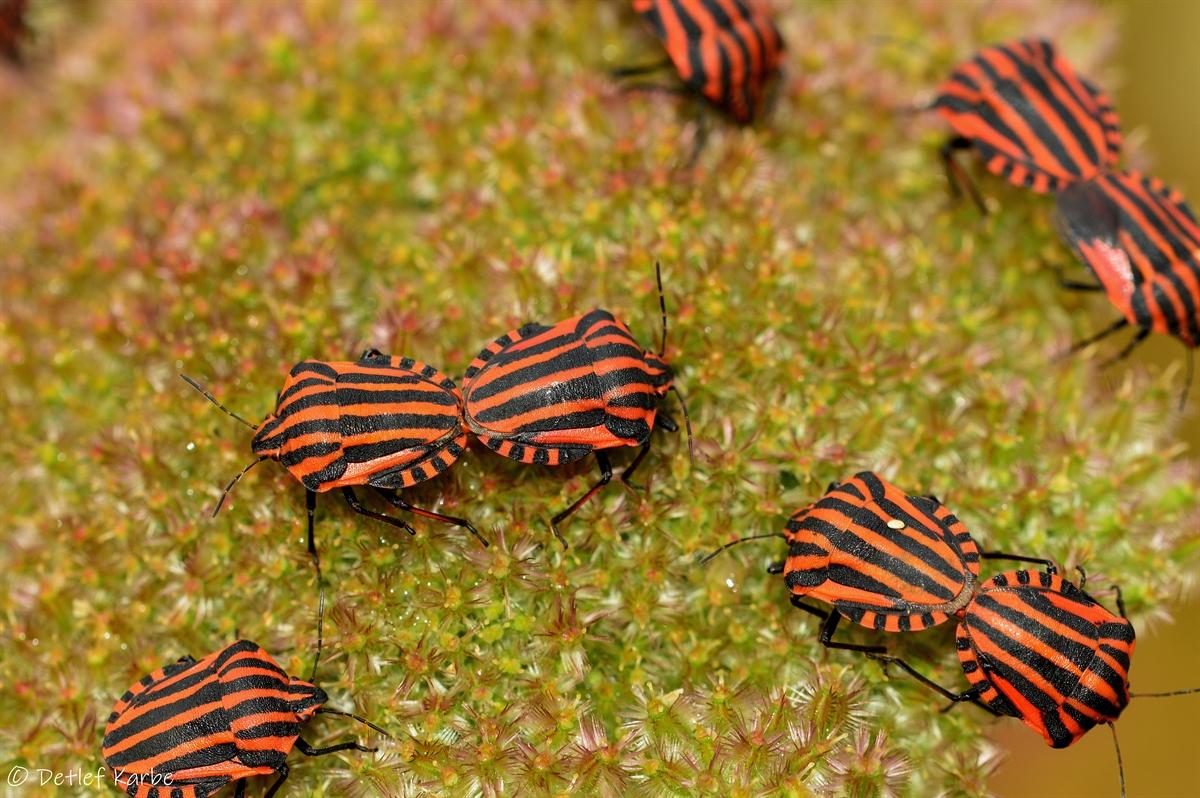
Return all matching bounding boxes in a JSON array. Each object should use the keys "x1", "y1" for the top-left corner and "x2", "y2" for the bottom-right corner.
[
  {"x1": 1108, "y1": 723, "x2": 1126, "y2": 798},
  {"x1": 315, "y1": 708, "x2": 393, "y2": 739},
  {"x1": 699, "y1": 532, "x2": 785, "y2": 566},
  {"x1": 308, "y1": 578, "x2": 391, "y2": 740},
  {"x1": 180, "y1": 374, "x2": 257, "y2": 429},
  {"x1": 653, "y1": 261, "x2": 696, "y2": 464},
  {"x1": 655, "y1": 260, "x2": 668, "y2": 357},
  {"x1": 1130, "y1": 686, "x2": 1200, "y2": 698},
  {"x1": 211, "y1": 457, "x2": 266, "y2": 517}
]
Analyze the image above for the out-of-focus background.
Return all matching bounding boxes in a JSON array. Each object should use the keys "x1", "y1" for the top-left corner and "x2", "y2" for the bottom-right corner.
[{"x1": 994, "y1": 2, "x2": 1200, "y2": 795}]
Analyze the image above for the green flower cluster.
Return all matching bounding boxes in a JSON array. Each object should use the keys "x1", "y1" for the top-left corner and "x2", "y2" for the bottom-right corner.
[{"x1": 0, "y1": 1, "x2": 1195, "y2": 796}]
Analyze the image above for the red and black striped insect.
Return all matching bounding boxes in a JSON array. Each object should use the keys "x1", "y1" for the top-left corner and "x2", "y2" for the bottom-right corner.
[
  {"x1": 1055, "y1": 170, "x2": 1200, "y2": 406},
  {"x1": 952, "y1": 568, "x2": 1134, "y2": 748},
  {"x1": 949, "y1": 568, "x2": 1200, "y2": 796},
  {"x1": 614, "y1": 0, "x2": 785, "y2": 162},
  {"x1": 183, "y1": 350, "x2": 486, "y2": 577},
  {"x1": 102, "y1": 638, "x2": 388, "y2": 798},
  {"x1": 461, "y1": 266, "x2": 692, "y2": 546},
  {"x1": 932, "y1": 38, "x2": 1122, "y2": 212}
]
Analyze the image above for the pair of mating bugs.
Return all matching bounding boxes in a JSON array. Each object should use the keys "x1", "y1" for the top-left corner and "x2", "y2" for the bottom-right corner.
[
  {"x1": 705, "y1": 471, "x2": 1199, "y2": 795},
  {"x1": 623, "y1": 4, "x2": 1200, "y2": 402},
  {"x1": 184, "y1": 266, "x2": 691, "y2": 569}
]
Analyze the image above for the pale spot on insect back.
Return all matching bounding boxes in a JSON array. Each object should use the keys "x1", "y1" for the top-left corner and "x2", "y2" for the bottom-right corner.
[{"x1": 887, "y1": 519, "x2": 906, "y2": 530}]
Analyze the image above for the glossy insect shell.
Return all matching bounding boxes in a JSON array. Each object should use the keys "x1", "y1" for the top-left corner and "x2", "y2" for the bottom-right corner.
[
  {"x1": 1056, "y1": 170, "x2": 1200, "y2": 346},
  {"x1": 250, "y1": 353, "x2": 469, "y2": 492},
  {"x1": 783, "y1": 471, "x2": 981, "y2": 632},
  {"x1": 934, "y1": 38, "x2": 1121, "y2": 192},
  {"x1": 632, "y1": 0, "x2": 785, "y2": 124},
  {"x1": 956, "y1": 569, "x2": 1135, "y2": 748},
  {"x1": 102, "y1": 640, "x2": 325, "y2": 798},
  {"x1": 462, "y1": 309, "x2": 672, "y2": 466}
]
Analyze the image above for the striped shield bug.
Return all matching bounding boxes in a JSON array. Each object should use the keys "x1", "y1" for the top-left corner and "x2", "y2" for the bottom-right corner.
[
  {"x1": 952, "y1": 568, "x2": 1135, "y2": 748},
  {"x1": 949, "y1": 568, "x2": 1200, "y2": 796},
  {"x1": 1054, "y1": 170, "x2": 1200, "y2": 406},
  {"x1": 613, "y1": 0, "x2": 785, "y2": 163},
  {"x1": 462, "y1": 264, "x2": 693, "y2": 547},
  {"x1": 102, "y1": 631, "x2": 389, "y2": 798},
  {"x1": 182, "y1": 350, "x2": 487, "y2": 591},
  {"x1": 932, "y1": 38, "x2": 1122, "y2": 212}
]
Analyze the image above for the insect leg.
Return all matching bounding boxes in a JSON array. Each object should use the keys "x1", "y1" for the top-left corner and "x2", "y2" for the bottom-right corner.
[
  {"x1": 371, "y1": 488, "x2": 488, "y2": 548},
  {"x1": 1100, "y1": 327, "x2": 1151, "y2": 368},
  {"x1": 549, "y1": 452, "x2": 613, "y2": 549},
  {"x1": 341, "y1": 487, "x2": 416, "y2": 536},
  {"x1": 814, "y1": 608, "x2": 887, "y2": 656},
  {"x1": 685, "y1": 98, "x2": 710, "y2": 169},
  {"x1": 1077, "y1": 573, "x2": 1131, "y2": 619},
  {"x1": 617, "y1": 82, "x2": 690, "y2": 97},
  {"x1": 937, "y1": 683, "x2": 1002, "y2": 716},
  {"x1": 762, "y1": 64, "x2": 785, "y2": 121},
  {"x1": 262, "y1": 764, "x2": 290, "y2": 798},
  {"x1": 234, "y1": 783, "x2": 247, "y2": 798},
  {"x1": 789, "y1": 595, "x2": 831, "y2": 620},
  {"x1": 1051, "y1": 262, "x2": 1105, "y2": 292},
  {"x1": 306, "y1": 490, "x2": 322, "y2": 584},
  {"x1": 295, "y1": 737, "x2": 376, "y2": 757},
  {"x1": 767, "y1": 560, "x2": 785, "y2": 574},
  {"x1": 307, "y1": 490, "x2": 325, "y2": 684},
  {"x1": 979, "y1": 551, "x2": 1057, "y2": 573},
  {"x1": 620, "y1": 440, "x2": 653, "y2": 491},
  {"x1": 610, "y1": 57, "x2": 672, "y2": 79},
  {"x1": 1061, "y1": 317, "x2": 1129, "y2": 358},
  {"x1": 877, "y1": 655, "x2": 1002, "y2": 715},
  {"x1": 809, "y1": 609, "x2": 1003, "y2": 715},
  {"x1": 939, "y1": 135, "x2": 987, "y2": 214}
]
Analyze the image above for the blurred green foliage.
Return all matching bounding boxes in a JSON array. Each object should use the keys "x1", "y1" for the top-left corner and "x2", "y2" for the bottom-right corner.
[{"x1": 1, "y1": 1, "x2": 1197, "y2": 796}]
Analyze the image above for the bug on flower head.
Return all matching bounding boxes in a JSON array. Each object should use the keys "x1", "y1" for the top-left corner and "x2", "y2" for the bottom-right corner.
[
  {"x1": 183, "y1": 350, "x2": 486, "y2": 564},
  {"x1": 950, "y1": 568, "x2": 1200, "y2": 796},
  {"x1": 953, "y1": 568, "x2": 1134, "y2": 748},
  {"x1": 932, "y1": 38, "x2": 1122, "y2": 212},
  {"x1": 1054, "y1": 170, "x2": 1200, "y2": 406},
  {"x1": 102, "y1": 582, "x2": 388, "y2": 797},
  {"x1": 614, "y1": 0, "x2": 785, "y2": 163},
  {"x1": 462, "y1": 263, "x2": 693, "y2": 546}
]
